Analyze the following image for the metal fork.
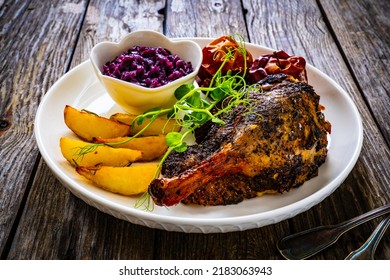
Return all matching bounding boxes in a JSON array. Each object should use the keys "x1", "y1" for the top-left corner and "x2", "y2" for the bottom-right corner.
[
  {"x1": 277, "y1": 204, "x2": 390, "y2": 259},
  {"x1": 345, "y1": 214, "x2": 390, "y2": 260}
]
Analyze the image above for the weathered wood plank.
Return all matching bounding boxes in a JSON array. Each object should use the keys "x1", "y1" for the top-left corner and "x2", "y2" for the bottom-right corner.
[
  {"x1": 152, "y1": 0, "x2": 289, "y2": 260},
  {"x1": 319, "y1": 0, "x2": 390, "y2": 145},
  {"x1": 165, "y1": 0, "x2": 249, "y2": 39},
  {"x1": 153, "y1": 223, "x2": 286, "y2": 260},
  {"x1": 6, "y1": 0, "x2": 166, "y2": 259},
  {"x1": 0, "y1": 0, "x2": 88, "y2": 258},
  {"x1": 4, "y1": 0, "x2": 389, "y2": 260},
  {"x1": 70, "y1": 0, "x2": 166, "y2": 65},
  {"x1": 8, "y1": 161, "x2": 156, "y2": 259},
  {"x1": 243, "y1": 0, "x2": 390, "y2": 259}
]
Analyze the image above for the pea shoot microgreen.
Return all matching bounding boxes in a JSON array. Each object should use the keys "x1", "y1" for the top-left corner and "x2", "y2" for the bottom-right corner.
[{"x1": 74, "y1": 35, "x2": 255, "y2": 211}]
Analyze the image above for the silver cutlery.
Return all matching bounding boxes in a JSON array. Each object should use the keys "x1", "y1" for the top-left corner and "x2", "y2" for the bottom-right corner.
[
  {"x1": 277, "y1": 204, "x2": 390, "y2": 259},
  {"x1": 345, "y1": 214, "x2": 390, "y2": 260}
]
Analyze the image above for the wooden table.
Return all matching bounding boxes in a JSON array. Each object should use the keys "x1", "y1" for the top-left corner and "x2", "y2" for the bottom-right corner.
[{"x1": 1, "y1": 0, "x2": 389, "y2": 260}]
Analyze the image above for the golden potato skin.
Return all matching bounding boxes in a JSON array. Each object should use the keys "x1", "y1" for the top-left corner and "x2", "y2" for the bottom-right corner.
[
  {"x1": 64, "y1": 105, "x2": 132, "y2": 141},
  {"x1": 110, "y1": 113, "x2": 180, "y2": 136},
  {"x1": 60, "y1": 137, "x2": 142, "y2": 166},
  {"x1": 93, "y1": 135, "x2": 168, "y2": 161},
  {"x1": 76, "y1": 164, "x2": 159, "y2": 195},
  {"x1": 60, "y1": 106, "x2": 172, "y2": 197}
]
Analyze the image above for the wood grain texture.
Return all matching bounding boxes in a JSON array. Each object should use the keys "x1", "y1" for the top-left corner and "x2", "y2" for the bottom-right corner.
[
  {"x1": 0, "y1": 0, "x2": 88, "y2": 257},
  {"x1": 2, "y1": 0, "x2": 389, "y2": 260},
  {"x1": 242, "y1": 0, "x2": 390, "y2": 259},
  {"x1": 70, "y1": 0, "x2": 166, "y2": 66},
  {"x1": 157, "y1": 0, "x2": 286, "y2": 260},
  {"x1": 6, "y1": 0, "x2": 166, "y2": 260},
  {"x1": 7, "y1": 162, "x2": 155, "y2": 259},
  {"x1": 319, "y1": 0, "x2": 390, "y2": 145},
  {"x1": 165, "y1": 0, "x2": 248, "y2": 39}
]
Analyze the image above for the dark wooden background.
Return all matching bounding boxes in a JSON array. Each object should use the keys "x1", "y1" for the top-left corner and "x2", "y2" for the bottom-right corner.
[{"x1": 1, "y1": 0, "x2": 389, "y2": 259}]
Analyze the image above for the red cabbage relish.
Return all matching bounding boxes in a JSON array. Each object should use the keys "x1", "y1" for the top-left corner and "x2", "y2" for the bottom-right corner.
[{"x1": 102, "y1": 46, "x2": 194, "y2": 88}]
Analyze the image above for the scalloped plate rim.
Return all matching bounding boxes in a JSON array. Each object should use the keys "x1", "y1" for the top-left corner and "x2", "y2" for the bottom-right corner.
[{"x1": 34, "y1": 38, "x2": 363, "y2": 233}]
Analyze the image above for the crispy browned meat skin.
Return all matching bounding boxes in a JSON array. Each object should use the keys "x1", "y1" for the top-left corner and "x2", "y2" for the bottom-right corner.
[
  {"x1": 149, "y1": 74, "x2": 331, "y2": 206},
  {"x1": 182, "y1": 174, "x2": 258, "y2": 206}
]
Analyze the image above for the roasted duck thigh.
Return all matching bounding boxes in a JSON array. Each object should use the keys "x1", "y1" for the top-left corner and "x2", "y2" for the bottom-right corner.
[{"x1": 149, "y1": 74, "x2": 331, "y2": 206}]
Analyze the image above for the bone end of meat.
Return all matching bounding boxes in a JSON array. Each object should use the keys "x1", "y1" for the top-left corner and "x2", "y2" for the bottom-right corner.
[
  {"x1": 149, "y1": 178, "x2": 170, "y2": 206},
  {"x1": 149, "y1": 178, "x2": 183, "y2": 206}
]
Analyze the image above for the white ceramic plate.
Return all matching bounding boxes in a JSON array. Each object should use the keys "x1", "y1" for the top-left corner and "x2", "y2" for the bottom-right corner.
[{"x1": 34, "y1": 38, "x2": 363, "y2": 233}]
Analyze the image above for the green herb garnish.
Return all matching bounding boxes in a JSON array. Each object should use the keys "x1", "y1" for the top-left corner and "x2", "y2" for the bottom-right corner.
[{"x1": 75, "y1": 35, "x2": 256, "y2": 211}]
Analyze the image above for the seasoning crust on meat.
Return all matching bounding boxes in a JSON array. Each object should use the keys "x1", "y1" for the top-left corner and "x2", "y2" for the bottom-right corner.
[{"x1": 149, "y1": 74, "x2": 331, "y2": 206}]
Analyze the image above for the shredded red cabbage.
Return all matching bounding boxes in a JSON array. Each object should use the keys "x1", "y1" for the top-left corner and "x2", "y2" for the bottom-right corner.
[{"x1": 103, "y1": 46, "x2": 193, "y2": 88}]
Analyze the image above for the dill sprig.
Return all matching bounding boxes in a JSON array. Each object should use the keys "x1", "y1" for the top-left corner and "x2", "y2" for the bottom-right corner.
[
  {"x1": 74, "y1": 35, "x2": 255, "y2": 211},
  {"x1": 73, "y1": 113, "x2": 163, "y2": 160},
  {"x1": 135, "y1": 36, "x2": 256, "y2": 210}
]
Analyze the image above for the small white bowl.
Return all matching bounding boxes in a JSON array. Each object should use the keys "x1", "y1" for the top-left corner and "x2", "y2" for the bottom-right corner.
[{"x1": 90, "y1": 30, "x2": 202, "y2": 114}]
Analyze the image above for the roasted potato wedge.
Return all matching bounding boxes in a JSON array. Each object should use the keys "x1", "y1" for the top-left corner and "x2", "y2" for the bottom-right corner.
[
  {"x1": 60, "y1": 137, "x2": 142, "y2": 166},
  {"x1": 110, "y1": 113, "x2": 180, "y2": 136},
  {"x1": 93, "y1": 135, "x2": 168, "y2": 161},
  {"x1": 76, "y1": 164, "x2": 159, "y2": 195},
  {"x1": 64, "y1": 105, "x2": 132, "y2": 141}
]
